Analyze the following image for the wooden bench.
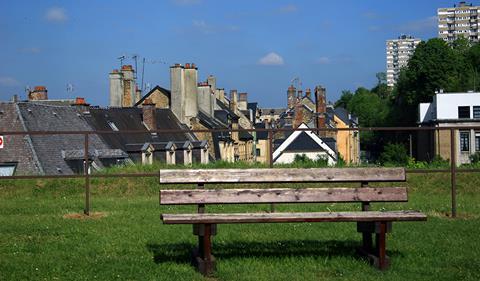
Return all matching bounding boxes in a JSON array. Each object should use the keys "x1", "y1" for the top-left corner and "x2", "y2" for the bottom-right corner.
[{"x1": 159, "y1": 168, "x2": 426, "y2": 276}]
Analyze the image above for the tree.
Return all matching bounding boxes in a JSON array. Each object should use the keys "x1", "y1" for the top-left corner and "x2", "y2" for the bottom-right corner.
[
  {"x1": 392, "y1": 38, "x2": 466, "y2": 125},
  {"x1": 334, "y1": 90, "x2": 353, "y2": 109}
]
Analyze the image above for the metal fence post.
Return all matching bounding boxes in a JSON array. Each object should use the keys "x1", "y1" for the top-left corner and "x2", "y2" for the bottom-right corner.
[
  {"x1": 268, "y1": 129, "x2": 275, "y2": 212},
  {"x1": 450, "y1": 128, "x2": 457, "y2": 218},
  {"x1": 84, "y1": 133, "x2": 90, "y2": 216}
]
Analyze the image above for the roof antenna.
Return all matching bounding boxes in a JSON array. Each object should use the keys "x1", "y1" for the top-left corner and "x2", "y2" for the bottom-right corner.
[{"x1": 117, "y1": 55, "x2": 126, "y2": 68}]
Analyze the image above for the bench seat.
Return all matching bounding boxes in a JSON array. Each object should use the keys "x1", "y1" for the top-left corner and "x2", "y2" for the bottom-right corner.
[{"x1": 161, "y1": 210, "x2": 427, "y2": 224}]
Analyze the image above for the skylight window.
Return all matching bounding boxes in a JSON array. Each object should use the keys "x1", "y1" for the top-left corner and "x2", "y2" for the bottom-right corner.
[{"x1": 107, "y1": 121, "x2": 119, "y2": 131}]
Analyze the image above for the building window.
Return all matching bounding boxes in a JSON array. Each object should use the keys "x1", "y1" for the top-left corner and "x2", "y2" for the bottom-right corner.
[
  {"x1": 0, "y1": 163, "x2": 17, "y2": 176},
  {"x1": 458, "y1": 106, "x2": 470, "y2": 118},
  {"x1": 460, "y1": 131, "x2": 470, "y2": 152},
  {"x1": 474, "y1": 106, "x2": 480, "y2": 118},
  {"x1": 476, "y1": 132, "x2": 480, "y2": 151},
  {"x1": 256, "y1": 148, "x2": 261, "y2": 157}
]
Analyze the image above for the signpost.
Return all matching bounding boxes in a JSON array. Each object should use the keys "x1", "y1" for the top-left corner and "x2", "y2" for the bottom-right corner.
[{"x1": 0, "y1": 136, "x2": 3, "y2": 149}]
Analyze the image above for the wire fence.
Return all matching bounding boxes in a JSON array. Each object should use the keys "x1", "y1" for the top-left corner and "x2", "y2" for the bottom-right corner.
[{"x1": 1, "y1": 126, "x2": 480, "y2": 218}]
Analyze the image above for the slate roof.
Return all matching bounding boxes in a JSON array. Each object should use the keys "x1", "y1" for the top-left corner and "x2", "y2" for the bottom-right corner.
[
  {"x1": 16, "y1": 103, "x2": 118, "y2": 175},
  {"x1": 259, "y1": 108, "x2": 287, "y2": 116},
  {"x1": 329, "y1": 107, "x2": 358, "y2": 126},
  {"x1": 85, "y1": 107, "x2": 196, "y2": 152},
  {"x1": 253, "y1": 123, "x2": 269, "y2": 140}
]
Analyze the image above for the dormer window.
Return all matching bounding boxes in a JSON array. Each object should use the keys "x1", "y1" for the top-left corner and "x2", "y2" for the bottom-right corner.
[{"x1": 107, "y1": 120, "x2": 119, "y2": 131}]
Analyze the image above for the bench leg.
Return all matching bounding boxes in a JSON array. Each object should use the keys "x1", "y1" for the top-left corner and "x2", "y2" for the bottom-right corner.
[
  {"x1": 357, "y1": 221, "x2": 390, "y2": 270},
  {"x1": 192, "y1": 224, "x2": 216, "y2": 276},
  {"x1": 375, "y1": 222, "x2": 388, "y2": 270}
]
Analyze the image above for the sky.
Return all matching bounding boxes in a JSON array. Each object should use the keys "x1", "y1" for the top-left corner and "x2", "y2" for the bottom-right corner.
[{"x1": 0, "y1": 0, "x2": 468, "y2": 108}]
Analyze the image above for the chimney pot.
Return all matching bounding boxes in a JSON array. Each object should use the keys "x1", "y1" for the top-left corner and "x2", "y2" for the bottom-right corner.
[
  {"x1": 75, "y1": 97, "x2": 86, "y2": 105},
  {"x1": 185, "y1": 63, "x2": 190, "y2": 69},
  {"x1": 121, "y1": 65, "x2": 133, "y2": 71}
]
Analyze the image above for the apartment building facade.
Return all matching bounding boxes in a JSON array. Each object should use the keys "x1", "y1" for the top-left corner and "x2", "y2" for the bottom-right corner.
[
  {"x1": 438, "y1": 1, "x2": 480, "y2": 43},
  {"x1": 386, "y1": 35, "x2": 421, "y2": 87}
]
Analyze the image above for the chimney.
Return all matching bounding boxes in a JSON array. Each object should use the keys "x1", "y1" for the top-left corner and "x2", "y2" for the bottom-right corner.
[
  {"x1": 229, "y1": 90, "x2": 238, "y2": 113},
  {"x1": 135, "y1": 84, "x2": 141, "y2": 103},
  {"x1": 197, "y1": 82, "x2": 212, "y2": 116},
  {"x1": 75, "y1": 97, "x2": 89, "y2": 105},
  {"x1": 238, "y1": 92, "x2": 248, "y2": 111},
  {"x1": 218, "y1": 88, "x2": 226, "y2": 104},
  {"x1": 142, "y1": 98, "x2": 157, "y2": 131},
  {"x1": 184, "y1": 62, "x2": 199, "y2": 122},
  {"x1": 28, "y1": 86, "x2": 48, "y2": 101},
  {"x1": 297, "y1": 90, "x2": 303, "y2": 99},
  {"x1": 287, "y1": 85, "x2": 296, "y2": 108},
  {"x1": 121, "y1": 65, "x2": 136, "y2": 107},
  {"x1": 293, "y1": 102, "x2": 304, "y2": 128},
  {"x1": 315, "y1": 85, "x2": 327, "y2": 136},
  {"x1": 305, "y1": 88, "x2": 311, "y2": 99},
  {"x1": 109, "y1": 69, "x2": 123, "y2": 107},
  {"x1": 207, "y1": 75, "x2": 216, "y2": 92},
  {"x1": 11, "y1": 94, "x2": 19, "y2": 103},
  {"x1": 170, "y1": 63, "x2": 186, "y2": 123}
]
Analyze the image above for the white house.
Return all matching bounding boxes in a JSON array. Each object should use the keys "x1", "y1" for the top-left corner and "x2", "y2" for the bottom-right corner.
[
  {"x1": 418, "y1": 91, "x2": 480, "y2": 165},
  {"x1": 273, "y1": 123, "x2": 337, "y2": 165}
]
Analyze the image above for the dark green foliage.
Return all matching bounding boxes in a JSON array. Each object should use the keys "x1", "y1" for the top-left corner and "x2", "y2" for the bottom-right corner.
[
  {"x1": 392, "y1": 38, "x2": 480, "y2": 125},
  {"x1": 334, "y1": 90, "x2": 354, "y2": 109},
  {"x1": 379, "y1": 143, "x2": 409, "y2": 166},
  {"x1": 291, "y1": 154, "x2": 329, "y2": 167},
  {"x1": 469, "y1": 152, "x2": 480, "y2": 163}
]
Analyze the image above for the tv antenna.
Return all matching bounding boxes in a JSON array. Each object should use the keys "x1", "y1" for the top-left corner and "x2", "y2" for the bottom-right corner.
[
  {"x1": 291, "y1": 77, "x2": 302, "y2": 90},
  {"x1": 117, "y1": 55, "x2": 126, "y2": 67},
  {"x1": 66, "y1": 83, "x2": 74, "y2": 93},
  {"x1": 131, "y1": 54, "x2": 139, "y2": 79}
]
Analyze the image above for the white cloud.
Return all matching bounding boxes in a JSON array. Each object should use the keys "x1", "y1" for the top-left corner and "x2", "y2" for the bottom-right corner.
[
  {"x1": 18, "y1": 47, "x2": 41, "y2": 54},
  {"x1": 172, "y1": 0, "x2": 201, "y2": 6},
  {"x1": 316, "y1": 57, "x2": 330, "y2": 64},
  {"x1": 277, "y1": 4, "x2": 298, "y2": 14},
  {"x1": 191, "y1": 20, "x2": 239, "y2": 34},
  {"x1": 45, "y1": 7, "x2": 68, "y2": 23},
  {"x1": 0, "y1": 77, "x2": 20, "y2": 87},
  {"x1": 258, "y1": 52, "x2": 284, "y2": 66},
  {"x1": 397, "y1": 16, "x2": 437, "y2": 32}
]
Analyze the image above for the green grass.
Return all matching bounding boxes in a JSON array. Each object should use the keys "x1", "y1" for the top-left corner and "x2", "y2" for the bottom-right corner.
[{"x1": 1, "y1": 170, "x2": 479, "y2": 281}]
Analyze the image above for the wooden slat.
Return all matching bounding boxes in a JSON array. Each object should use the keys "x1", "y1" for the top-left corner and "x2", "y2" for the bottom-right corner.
[
  {"x1": 161, "y1": 211, "x2": 427, "y2": 224},
  {"x1": 160, "y1": 187, "x2": 408, "y2": 205},
  {"x1": 159, "y1": 168, "x2": 406, "y2": 184}
]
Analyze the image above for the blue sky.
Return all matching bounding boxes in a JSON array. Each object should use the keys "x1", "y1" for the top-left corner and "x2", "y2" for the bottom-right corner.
[{"x1": 0, "y1": 0, "x2": 466, "y2": 107}]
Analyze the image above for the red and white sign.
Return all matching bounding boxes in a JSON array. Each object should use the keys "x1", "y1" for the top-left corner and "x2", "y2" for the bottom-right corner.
[{"x1": 0, "y1": 136, "x2": 3, "y2": 149}]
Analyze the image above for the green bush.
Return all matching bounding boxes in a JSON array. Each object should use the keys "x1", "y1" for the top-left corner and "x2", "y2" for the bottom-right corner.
[{"x1": 379, "y1": 143, "x2": 409, "y2": 166}]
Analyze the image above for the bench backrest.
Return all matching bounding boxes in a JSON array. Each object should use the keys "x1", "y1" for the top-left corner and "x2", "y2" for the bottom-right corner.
[
  {"x1": 159, "y1": 168, "x2": 406, "y2": 184},
  {"x1": 160, "y1": 187, "x2": 408, "y2": 205},
  {"x1": 159, "y1": 168, "x2": 407, "y2": 206}
]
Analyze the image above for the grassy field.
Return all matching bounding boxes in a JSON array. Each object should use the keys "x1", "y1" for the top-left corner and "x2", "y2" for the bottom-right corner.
[{"x1": 1, "y1": 169, "x2": 479, "y2": 281}]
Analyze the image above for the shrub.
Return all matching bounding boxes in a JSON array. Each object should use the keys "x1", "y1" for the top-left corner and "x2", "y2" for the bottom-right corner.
[{"x1": 379, "y1": 143, "x2": 409, "y2": 166}]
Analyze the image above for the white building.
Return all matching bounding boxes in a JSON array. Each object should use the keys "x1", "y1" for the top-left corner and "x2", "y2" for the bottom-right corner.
[
  {"x1": 418, "y1": 91, "x2": 480, "y2": 165},
  {"x1": 386, "y1": 35, "x2": 421, "y2": 87},
  {"x1": 438, "y1": 1, "x2": 480, "y2": 43}
]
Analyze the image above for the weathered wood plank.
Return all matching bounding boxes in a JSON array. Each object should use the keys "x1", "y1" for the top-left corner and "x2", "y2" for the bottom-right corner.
[
  {"x1": 159, "y1": 168, "x2": 406, "y2": 184},
  {"x1": 160, "y1": 187, "x2": 408, "y2": 205},
  {"x1": 161, "y1": 211, "x2": 427, "y2": 224}
]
